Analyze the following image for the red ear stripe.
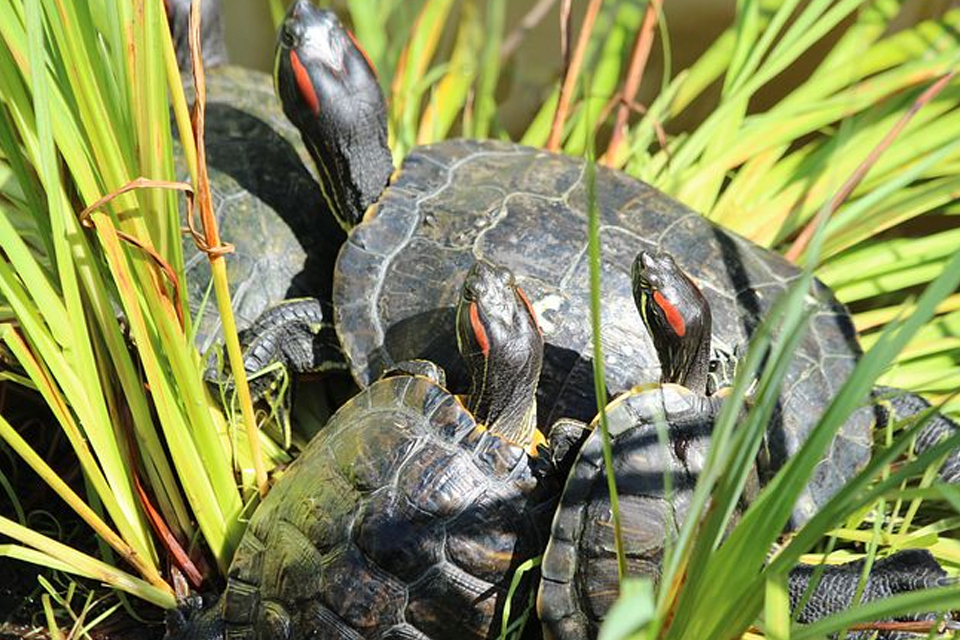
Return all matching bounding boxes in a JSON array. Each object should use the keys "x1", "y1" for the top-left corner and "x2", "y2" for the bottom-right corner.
[
  {"x1": 653, "y1": 291, "x2": 686, "y2": 338},
  {"x1": 290, "y1": 49, "x2": 320, "y2": 115},
  {"x1": 346, "y1": 28, "x2": 378, "y2": 80},
  {"x1": 516, "y1": 287, "x2": 542, "y2": 337},
  {"x1": 469, "y1": 301, "x2": 490, "y2": 357}
]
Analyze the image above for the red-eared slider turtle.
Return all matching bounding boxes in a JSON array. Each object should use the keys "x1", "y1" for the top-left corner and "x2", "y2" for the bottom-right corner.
[
  {"x1": 166, "y1": 260, "x2": 561, "y2": 640},
  {"x1": 537, "y1": 251, "x2": 954, "y2": 640},
  {"x1": 165, "y1": 0, "x2": 348, "y2": 380}
]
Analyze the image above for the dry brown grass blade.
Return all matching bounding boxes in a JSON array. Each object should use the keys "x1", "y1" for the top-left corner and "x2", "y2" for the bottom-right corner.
[
  {"x1": 547, "y1": 0, "x2": 603, "y2": 152},
  {"x1": 187, "y1": 4, "x2": 217, "y2": 257},
  {"x1": 848, "y1": 619, "x2": 957, "y2": 634},
  {"x1": 79, "y1": 177, "x2": 192, "y2": 328},
  {"x1": 602, "y1": 0, "x2": 661, "y2": 166},
  {"x1": 784, "y1": 71, "x2": 956, "y2": 263},
  {"x1": 133, "y1": 474, "x2": 204, "y2": 588}
]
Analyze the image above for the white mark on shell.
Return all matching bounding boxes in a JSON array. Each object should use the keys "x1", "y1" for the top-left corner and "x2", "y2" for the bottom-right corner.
[{"x1": 532, "y1": 293, "x2": 564, "y2": 334}]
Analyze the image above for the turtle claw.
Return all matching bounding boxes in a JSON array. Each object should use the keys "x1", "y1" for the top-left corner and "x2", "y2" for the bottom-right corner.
[
  {"x1": 204, "y1": 297, "x2": 348, "y2": 404},
  {"x1": 546, "y1": 418, "x2": 590, "y2": 474}
]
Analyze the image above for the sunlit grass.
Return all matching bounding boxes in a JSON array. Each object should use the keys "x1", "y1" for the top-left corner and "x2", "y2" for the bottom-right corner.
[{"x1": 0, "y1": 0, "x2": 957, "y2": 636}]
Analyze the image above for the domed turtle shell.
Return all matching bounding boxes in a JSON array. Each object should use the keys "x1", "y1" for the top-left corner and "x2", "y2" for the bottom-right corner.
[
  {"x1": 536, "y1": 383, "x2": 735, "y2": 639},
  {"x1": 171, "y1": 40, "x2": 344, "y2": 353},
  {"x1": 334, "y1": 138, "x2": 872, "y2": 524},
  {"x1": 220, "y1": 373, "x2": 558, "y2": 639}
]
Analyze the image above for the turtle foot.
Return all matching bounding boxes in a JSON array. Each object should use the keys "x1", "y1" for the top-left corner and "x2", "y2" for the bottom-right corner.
[
  {"x1": 789, "y1": 549, "x2": 952, "y2": 639},
  {"x1": 164, "y1": 593, "x2": 224, "y2": 640},
  {"x1": 875, "y1": 386, "x2": 960, "y2": 483},
  {"x1": 205, "y1": 297, "x2": 348, "y2": 404}
]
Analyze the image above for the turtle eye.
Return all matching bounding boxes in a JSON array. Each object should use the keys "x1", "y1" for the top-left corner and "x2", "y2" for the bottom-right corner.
[
  {"x1": 280, "y1": 21, "x2": 300, "y2": 49},
  {"x1": 461, "y1": 277, "x2": 479, "y2": 302}
]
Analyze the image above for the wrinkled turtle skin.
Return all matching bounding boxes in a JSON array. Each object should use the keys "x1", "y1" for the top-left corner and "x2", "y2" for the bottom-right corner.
[
  {"x1": 214, "y1": 374, "x2": 558, "y2": 640},
  {"x1": 335, "y1": 138, "x2": 872, "y2": 525},
  {"x1": 789, "y1": 550, "x2": 952, "y2": 640}
]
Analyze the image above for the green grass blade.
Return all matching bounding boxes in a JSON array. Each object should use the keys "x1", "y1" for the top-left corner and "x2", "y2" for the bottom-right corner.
[
  {"x1": 416, "y1": 0, "x2": 482, "y2": 144},
  {"x1": 0, "y1": 516, "x2": 176, "y2": 610},
  {"x1": 468, "y1": 0, "x2": 505, "y2": 139}
]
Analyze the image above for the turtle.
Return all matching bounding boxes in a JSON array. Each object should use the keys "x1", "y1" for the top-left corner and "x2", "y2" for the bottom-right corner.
[
  {"x1": 165, "y1": 259, "x2": 562, "y2": 640},
  {"x1": 165, "y1": 0, "x2": 347, "y2": 385},
  {"x1": 233, "y1": 0, "x2": 960, "y2": 530},
  {"x1": 536, "y1": 250, "x2": 955, "y2": 640}
]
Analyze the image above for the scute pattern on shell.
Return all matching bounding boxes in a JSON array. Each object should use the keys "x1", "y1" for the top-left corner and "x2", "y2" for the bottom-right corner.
[
  {"x1": 538, "y1": 385, "x2": 733, "y2": 640},
  {"x1": 222, "y1": 374, "x2": 559, "y2": 640},
  {"x1": 177, "y1": 66, "x2": 345, "y2": 353},
  {"x1": 334, "y1": 138, "x2": 872, "y2": 524}
]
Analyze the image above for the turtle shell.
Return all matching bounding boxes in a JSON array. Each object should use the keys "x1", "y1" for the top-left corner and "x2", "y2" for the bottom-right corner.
[
  {"x1": 537, "y1": 384, "x2": 736, "y2": 640},
  {"x1": 221, "y1": 373, "x2": 559, "y2": 640},
  {"x1": 177, "y1": 66, "x2": 345, "y2": 353},
  {"x1": 334, "y1": 138, "x2": 872, "y2": 524}
]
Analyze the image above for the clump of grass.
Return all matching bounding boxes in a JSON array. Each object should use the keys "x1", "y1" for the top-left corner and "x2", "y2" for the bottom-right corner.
[
  {"x1": 0, "y1": 0, "x2": 269, "y2": 614},
  {"x1": 0, "y1": 0, "x2": 957, "y2": 637}
]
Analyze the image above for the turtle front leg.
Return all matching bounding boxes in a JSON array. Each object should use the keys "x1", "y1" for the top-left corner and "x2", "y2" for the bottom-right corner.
[
  {"x1": 706, "y1": 341, "x2": 764, "y2": 400},
  {"x1": 874, "y1": 386, "x2": 960, "y2": 483},
  {"x1": 707, "y1": 340, "x2": 741, "y2": 396},
  {"x1": 380, "y1": 359, "x2": 447, "y2": 387},
  {"x1": 205, "y1": 297, "x2": 348, "y2": 407}
]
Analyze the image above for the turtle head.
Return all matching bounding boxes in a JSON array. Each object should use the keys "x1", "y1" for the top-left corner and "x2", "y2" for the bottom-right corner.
[
  {"x1": 165, "y1": 0, "x2": 227, "y2": 73},
  {"x1": 632, "y1": 251, "x2": 712, "y2": 392},
  {"x1": 275, "y1": 1, "x2": 393, "y2": 231},
  {"x1": 456, "y1": 260, "x2": 543, "y2": 449}
]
